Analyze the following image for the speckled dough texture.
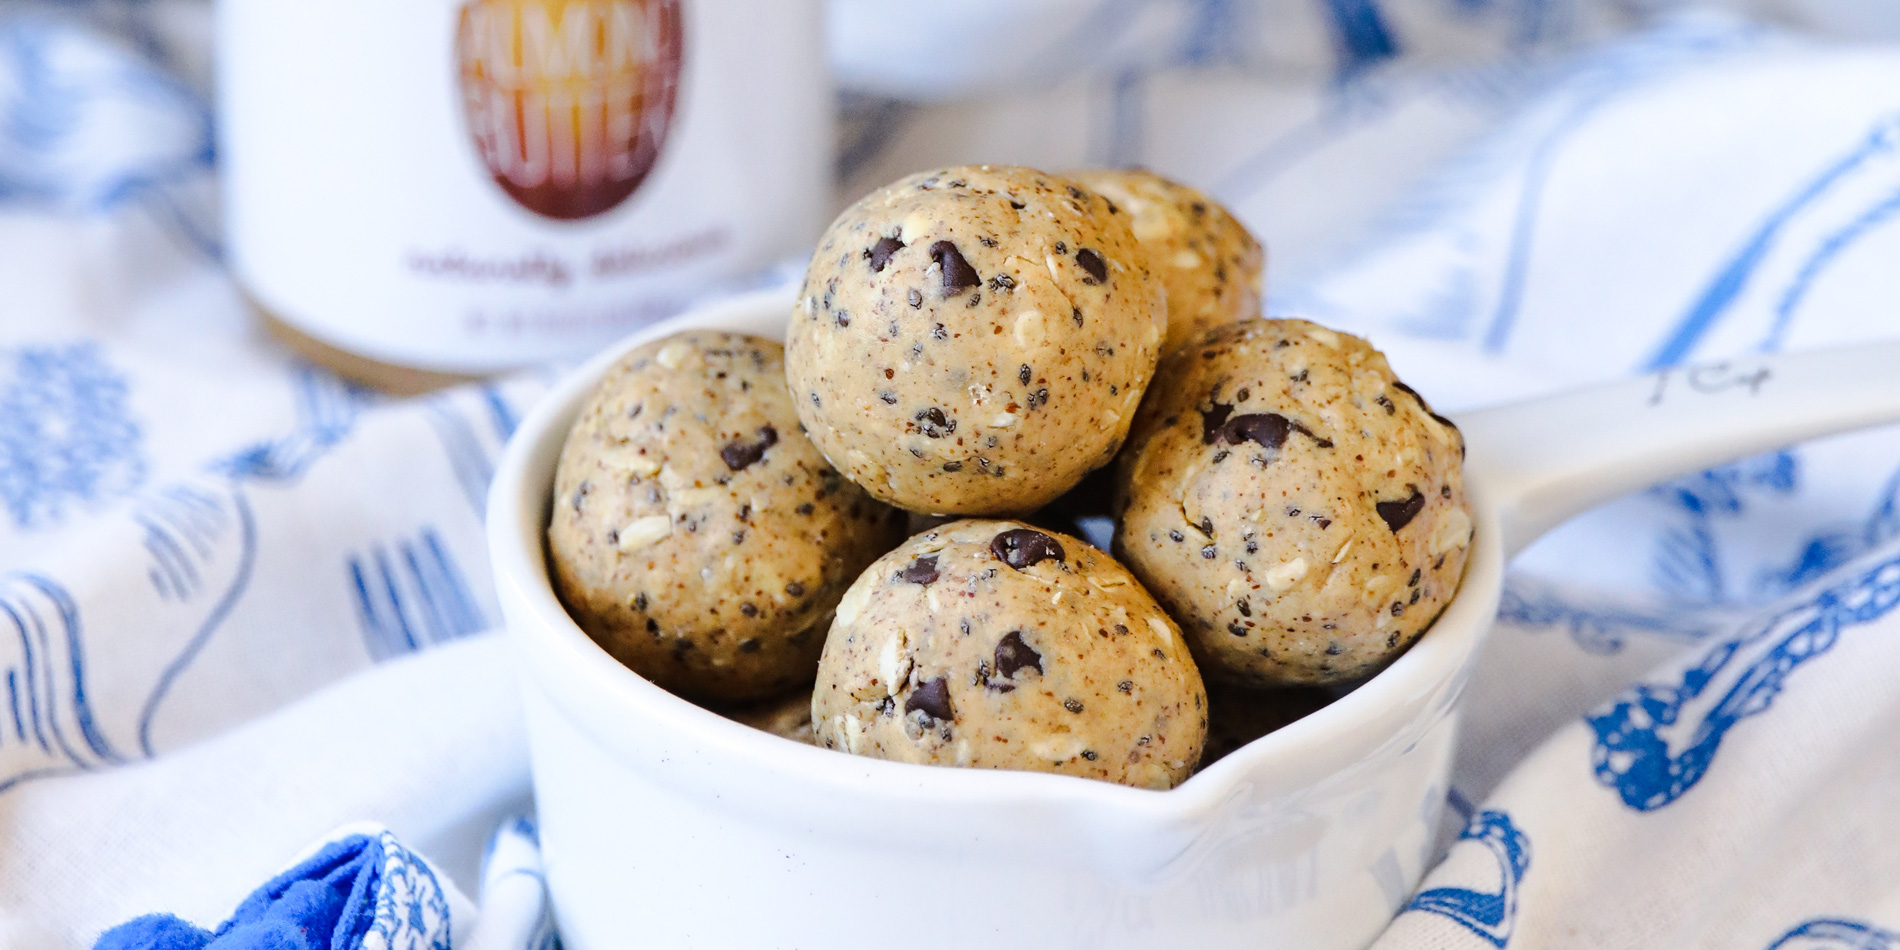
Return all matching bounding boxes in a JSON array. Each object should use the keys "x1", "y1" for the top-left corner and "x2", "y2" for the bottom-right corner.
[
  {"x1": 548, "y1": 331, "x2": 906, "y2": 703},
  {"x1": 1111, "y1": 319, "x2": 1472, "y2": 686},
  {"x1": 1072, "y1": 169, "x2": 1265, "y2": 353},
  {"x1": 812, "y1": 520, "x2": 1207, "y2": 788},
  {"x1": 787, "y1": 165, "x2": 1167, "y2": 516}
]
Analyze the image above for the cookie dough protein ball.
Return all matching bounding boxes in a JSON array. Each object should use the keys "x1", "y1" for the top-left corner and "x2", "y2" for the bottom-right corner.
[
  {"x1": 1071, "y1": 169, "x2": 1264, "y2": 353},
  {"x1": 787, "y1": 165, "x2": 1167, "y2": 515},
  {"x1": 1111, "y1": 319, "x2": 1472, "y2": 687},
  {"x1": 812, "y1": 521, "x2": 1207, "y2": 789},
  {"x1": 549, "y1": 331, "x2": 906, "y2": 703}
]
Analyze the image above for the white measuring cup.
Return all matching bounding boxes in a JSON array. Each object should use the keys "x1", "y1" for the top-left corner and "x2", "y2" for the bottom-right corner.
[{"x1": 487, "y1": 290, "x2": 1900, "y2": 949}]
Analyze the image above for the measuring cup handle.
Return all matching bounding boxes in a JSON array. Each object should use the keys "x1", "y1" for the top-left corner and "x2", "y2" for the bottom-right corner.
[{"x1": 1453, "y1": 342, "x2": 1900, "y2": 558}]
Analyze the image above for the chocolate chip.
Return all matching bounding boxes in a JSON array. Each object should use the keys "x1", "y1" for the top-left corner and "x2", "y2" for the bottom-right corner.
[
  {"x1": 1200, "y1": 402, "x2": 1234, "y2": 443},
  {"x1": 942, "y1": 461, "x2": 963, "y2": 472},
  {"x1": 572, "y1": 481, "x2": 590, "y2": 512},
  {"x1": 908, "y1": 289, "x2": 923, "y2": 308},
  {"x1": 1227, "y1": 622, "x2": 1247, "y2": 636},
  {"x1": 1080, "y1": 750, "x2": 1098, "y2": 761},
  {"x1": 1409, "y1": 569, "x2": 1421, "y2": 587},
  {"x1": 1018, "y1": 364, "x2": 1032, "y2": 385},
  {"x1": 1169, "y1": 530, "x2": 1184, "y2": 543},
  {"x1": 1075, "y1": 248, "x2": 1107, "y2": 283},
  {"x1": 1375, "y1": 394, "x2": 1395, "y2": 415},
  {"x1": 1009, "y1": 199, "x2": 1026, "y2": 210},
  {"x1": 1219, "y1": 413, "x2": 1291, "y2": 450},
  {"x1": 1117, "y1": 680, "x2": 1133, "y2": 693},
  {"x1": 1387, "y1": 632, "x2": 1401, "y2": 648},
  {"x1": 645, "y1": 618, "x2": 658, "y2": 634},
  {"x1": 719, "y1": 425, "x2": 779, "y2": 471},
  {"x1": 785, "y1": 581, "x2": 805, "y2": 596},
  {"x1": 989, "y1": 273, "x2": 1016, "y2": 293},
  {"x1": 914, "y1": 407, "x2": 956, "y2": 438},
  {"x1": 866, "y1": 236, "x2": 904, "y2": 272},
  {"x1": 880, "y1": 391, "x2": 898, "y2": 404},
  {"x1": 835, "y1": 311, "x2": 850, "y2": 327},
  {"x1": 633, "y1": 592, "x2": 648, "y2": 611},
  {"x1": 1325, "y1": 642, "x2": 1343, "y2": 656},
  {"x1": 993, "y1": 631, "x2": 1042, "y2": 679},
  {"x1": 906, "y1": 676, "x2": 954, "y2": 724},
  {"x1": 795, "y1": 502, "x2": 814, "y2": 516},
  {"x1": 991, "y1": 528, "x2": 1065, "y2": 569},
  {"x1": 740, "y1": 602, "x2": 758, "y2": 617},
  {"x1": 1236, "y1": 598, "x2": 1251, "y2": 617},
  {"x1": 901, "y1": 555, "x2": 940, "y2": 586},
  {"x1": 1376, "y1": 487, "x2": 1427, "y2": 533},
  {"x1": 929, "y1": 240, "x2": 980, "y2": 295},
  {"x1": 1063, "y1": 699, "x2": 1085, "y2": 713},
  {"x1": 738, "y1": 638, "x2": 761, "y2": 653},
  {"x1": 1201, "y1": 545, "x2": 1217, "y2": 559}
]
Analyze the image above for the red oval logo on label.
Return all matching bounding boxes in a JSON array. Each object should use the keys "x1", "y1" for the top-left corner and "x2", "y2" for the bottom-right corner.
[{"x1": 457, "y1": 0, "x2": 684, "y2": 221}]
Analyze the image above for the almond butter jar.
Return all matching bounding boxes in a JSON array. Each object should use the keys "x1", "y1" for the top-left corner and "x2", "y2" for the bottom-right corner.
[{"x1": 218, "y1": 0, "x2": 829, "y2": 391}]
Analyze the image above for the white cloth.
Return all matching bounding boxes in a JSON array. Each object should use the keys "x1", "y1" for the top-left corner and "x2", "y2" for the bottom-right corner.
[{"x1": 5, "y1": 1, "x2": 1900, "y2": 948}]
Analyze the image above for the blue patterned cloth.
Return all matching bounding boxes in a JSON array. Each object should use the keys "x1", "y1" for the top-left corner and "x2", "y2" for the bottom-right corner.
[
  {"x1": 3, "y1": 1, "x2": 1900, "y2": 948},
  {"x1": 94, "y1": 831, "x2": 454, "y2": 950}
]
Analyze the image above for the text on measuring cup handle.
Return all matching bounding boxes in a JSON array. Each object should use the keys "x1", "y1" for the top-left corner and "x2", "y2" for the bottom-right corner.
[{"x1": 1646, "y1": 362, "x2": 1773, "y2": 406}]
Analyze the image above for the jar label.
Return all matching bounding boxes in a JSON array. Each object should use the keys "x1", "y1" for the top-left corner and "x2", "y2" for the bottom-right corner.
[{"x1": 457, "y1": 0, "x2": 685, "y2": 221}]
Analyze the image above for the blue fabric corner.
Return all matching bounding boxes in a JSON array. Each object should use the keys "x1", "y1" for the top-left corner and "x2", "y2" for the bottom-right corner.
[
  {"x1": 94, "y1": 835, "x2": 384, "y2": 950},
  {"x1": 95, "y1": 915, "x2": 212, "y2": 950}
]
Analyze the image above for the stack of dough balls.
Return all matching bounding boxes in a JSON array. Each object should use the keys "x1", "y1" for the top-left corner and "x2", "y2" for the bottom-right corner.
[{"x1": 546, "y1": 164, "x2": 1474, "y2": 792}]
